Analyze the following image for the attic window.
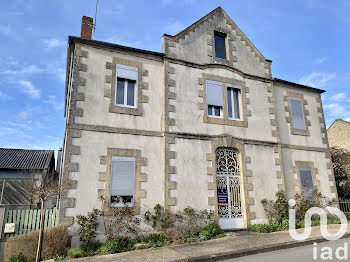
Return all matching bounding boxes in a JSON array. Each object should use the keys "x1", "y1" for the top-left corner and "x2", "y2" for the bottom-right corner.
[{"x1": 214, "y1": 32, "x2": 227, "y2": 59}]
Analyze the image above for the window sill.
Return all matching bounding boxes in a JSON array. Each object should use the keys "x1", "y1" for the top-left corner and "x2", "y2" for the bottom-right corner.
[
  {"x1": 228, "y1": 117, "x2": 242, "y2": 121},
  {"x1": 110, "y1": 203, "x2": 134, "y2": 208},
  {"x1": 109, "y1": 103, "x2": 143, "y2": 116},
  {"x1": 207, "y1": 115, "x2": 223, "y2": 119},
  {"x1": 115, "y1": 103, "x2": 137, "y2": 109},
  {"x1": 290, "y1": 126, "x2": 310, "y2": 136},
  {"x1": 203, "y1": 115, "x2": 247, "y2": 127},
  {"x1": 213, "y1": 56, "x2": 232, "y2": 66}
]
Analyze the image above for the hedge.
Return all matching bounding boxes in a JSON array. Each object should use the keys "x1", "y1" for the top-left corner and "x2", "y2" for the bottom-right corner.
[{"x1": 5, "y1": 224, "x2": 69, "y2": 261}]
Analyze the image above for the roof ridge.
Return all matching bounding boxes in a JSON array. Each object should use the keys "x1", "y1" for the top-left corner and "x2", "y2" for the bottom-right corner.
[
  {"x1": 0, "y1": 148, "x2": 53, "y2": 151},
  {"x1": 327, "y1": 118, "x2": 350, "y2": 131}
]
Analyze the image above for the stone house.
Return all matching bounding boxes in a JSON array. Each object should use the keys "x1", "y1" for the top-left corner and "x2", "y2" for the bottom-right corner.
[
  {"x1": 328, "y1": 119, "x2": 350, "y2": 152},
  {"x1": 60, "y1": 7, "x2": 337, "y2": 242}
]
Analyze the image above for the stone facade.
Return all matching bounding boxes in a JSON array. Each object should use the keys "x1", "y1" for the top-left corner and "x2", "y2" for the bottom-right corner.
[
  {"x1": 328, "y1": 119, "x2": 350, "y2": 152},
  {"x1": 60, "y1": 7, "x2": 337, "y2": 245}
]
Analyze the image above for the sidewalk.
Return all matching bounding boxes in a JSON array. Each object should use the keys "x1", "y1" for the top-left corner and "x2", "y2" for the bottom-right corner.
[{"x1": 73, "y1": 225, "x2": 350, "y2": 262}]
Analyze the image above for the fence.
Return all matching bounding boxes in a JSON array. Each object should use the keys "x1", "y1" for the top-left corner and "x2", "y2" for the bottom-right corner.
[
  {"x1": 339, "y1": 200, "x2": 350, "y2": 214},
  {"x1": 0, "y1": 208, "x2": 59, "y2": 239}
]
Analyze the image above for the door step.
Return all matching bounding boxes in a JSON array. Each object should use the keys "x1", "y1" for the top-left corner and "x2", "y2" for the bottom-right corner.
[{"x1": 224, "y1": 229, "x2": 253, "y2": 236}]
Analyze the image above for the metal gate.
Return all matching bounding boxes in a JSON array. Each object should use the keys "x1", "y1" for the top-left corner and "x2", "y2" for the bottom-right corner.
[{"x1": 216, "y1": 148, "x2": 244, "y2": 229}]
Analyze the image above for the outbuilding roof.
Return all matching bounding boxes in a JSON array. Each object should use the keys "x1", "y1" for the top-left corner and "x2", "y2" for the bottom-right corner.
[{"x1": 0, "y1": 148, "x2": 54, "y2": 170}]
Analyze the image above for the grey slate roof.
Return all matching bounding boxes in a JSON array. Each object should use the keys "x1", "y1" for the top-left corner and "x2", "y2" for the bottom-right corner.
[{"x1": 0, "y1": 148, "x2": 54, "y2": 170}]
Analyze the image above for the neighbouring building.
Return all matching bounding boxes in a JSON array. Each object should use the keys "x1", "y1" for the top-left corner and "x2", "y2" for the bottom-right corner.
[
  {"x1": 328, "y1": 119, "x2": 350, "y2": 152},
  {"x1": 0, "y1": 148, "x2": 55, "y2": 208},
  {"x1": 60, "y1": 7, "x2": 337, "y2": 243}
]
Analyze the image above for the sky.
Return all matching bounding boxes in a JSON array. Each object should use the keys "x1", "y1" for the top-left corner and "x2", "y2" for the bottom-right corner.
[{"x1": 0, "y1": 0, "x2": 349, "y2": 154}]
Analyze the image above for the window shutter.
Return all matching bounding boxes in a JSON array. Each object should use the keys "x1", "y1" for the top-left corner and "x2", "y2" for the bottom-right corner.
[
  {"x1": 206, "y1": 80, "x2": 223, "y2": 107},
  {"x1": 110, "y1": 157, "x2": 135, "y2": 196},
  {"x1": 116, "y1": 64, "x2": 138, "y2": 81},
  {"x1": 290, "y1": 98, "x2": 306, "y2": 130}
]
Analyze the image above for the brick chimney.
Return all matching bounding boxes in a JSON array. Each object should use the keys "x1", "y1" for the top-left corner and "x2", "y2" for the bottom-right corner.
[{"x1": 80, "y1": 16, "x2": 93, "y2": 39}]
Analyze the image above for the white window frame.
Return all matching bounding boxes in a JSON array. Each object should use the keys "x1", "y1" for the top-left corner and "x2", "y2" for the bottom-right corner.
[
  {"x1": 115, "y1": 64, "x2": 138, "y2": 109},
  {"x1": 227, "y1": 84, "x2": 242, "y2": 121},
  {"x1": 110, "y1": 156, "x2": 136, "y2": 208},
  {"x1": 289, "y1": 97, "x2": 306, "y2": 130},
  {"x1": 207, "y1": 105, "x2": 223, "y2": 118},
  {"x1": 206, "y1": 80, "x2": 224, "y2": 119}
]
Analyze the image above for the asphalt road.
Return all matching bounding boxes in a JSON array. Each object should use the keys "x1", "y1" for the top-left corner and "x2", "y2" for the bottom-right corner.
[{"x1": 223, "y1": 237, "x2": 350, "y2": 262}]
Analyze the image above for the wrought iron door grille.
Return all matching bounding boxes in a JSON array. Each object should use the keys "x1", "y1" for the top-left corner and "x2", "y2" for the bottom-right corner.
[{"x1": 216, "y1": 147, "x2": 242, "y2": 219}]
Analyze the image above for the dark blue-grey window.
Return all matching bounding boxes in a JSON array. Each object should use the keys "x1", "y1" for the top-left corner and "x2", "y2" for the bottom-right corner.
[
  {"x1": 299, "y1": 167, "x2": 314, "y2": 197},
  {"x1": 227, "y1": 86, "x2": 240, "y2": 119},
  {"x1": 116, "y1": 79, "x2": 125, "y2": 105},
  {"x1": 208, "y1": 105, "x2": 221, "y2": 117},
  {"x1": 290, "y1": 97, "x2": 306, "y2": 130},
  {"x1": 116, "y1": 78, "x2": 136, "y2": 107},
  {"x1": 214, "y1": 32, "x2": 226, "y2": 59}
]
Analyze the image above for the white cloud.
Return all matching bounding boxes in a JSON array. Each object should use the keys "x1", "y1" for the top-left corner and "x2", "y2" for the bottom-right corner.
[
  {"x1": 0, "y1": 56, "x2": 66, "y2": 83},
  {"x1": 2, "y1": 139, "x2": 62, "y2": 151},
  {"x1": 42, "y1": 38, "x2": 65, "y2": 48},
  {"x1": 44, "y1": 95, "x2": 64, "y2": 110},
  {"x1": 18, "y1": 111, "x2": 30, "y2": 119},
  {"x1": 323, "y1": 97, "x2": 350, "y2": 126},
  {"x1": 17, "y1": 80, "x2": 40, "y2": 98},
  {"x1": 164, "y1": 21, "x2": 184, "y2": 35},
  {"x1": 0, "y1": 64, "x2": 44, "y2": 75},
  {"x1": 329, "y1": 93, "x2": 347, "y2": 102},
  {"x1": 315, "y1": 56, "x2": 328, "y2": 64},
  {"x1": 299, "y1": 72, "x2": 336, "y2": 88},
  {"x1": 323, "y1": 103, "x2": 350, "y2": 119}
]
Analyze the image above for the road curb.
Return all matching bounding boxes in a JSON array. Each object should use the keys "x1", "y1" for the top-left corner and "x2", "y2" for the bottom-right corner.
[{"x1": 175, "y1": 233, "x2": 350, "y2": 262}]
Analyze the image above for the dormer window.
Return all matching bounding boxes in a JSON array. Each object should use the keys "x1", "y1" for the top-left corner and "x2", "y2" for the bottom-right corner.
[{"x1": 214, "y1": 31, "x2": 227, "y2": 59}]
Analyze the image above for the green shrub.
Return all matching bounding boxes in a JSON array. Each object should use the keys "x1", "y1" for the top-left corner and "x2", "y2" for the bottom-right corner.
[
  {"x1": 144, "y1": 204, "x2": 177, "y2": 232},
  {"x1": 67, "y1": 248, "x2": 84, "y2": 258},
  {"x1": 182, "y1": 207, "x2": 214, "y2": 234},
  {"x1": 199, "y1": 222, "x2": 225, "y2": 240},
  {"x1": 5, "y1": 224, "x2": 69, "y2": 261},
  {"x1": 99, "y1": 237, "x2": 137, "y2": 254},
  {"x1": 6, "y1": 253, "x2": 27, "y2": 262},
  {"x1": 327, "y1": 215, "x2": 341, "y2": 225},
  {"x1": 137, "y1": 233, "x2": 170, "y2": 247},
  {"x1": 248, "y1": 215, "x2": 341, "y2": 233},
  {"x1": 261, "y1": 190, "x2": 289, "y2": 223},
  {"x1": 248, "y1": 220, "x2": 281, "y2": 233},
  {"x1": 80, "y1": 241, "x2": 102, "y2": 256},
  {"x1": 76, "y1": 209, "x2": 99, "y2": 247}
]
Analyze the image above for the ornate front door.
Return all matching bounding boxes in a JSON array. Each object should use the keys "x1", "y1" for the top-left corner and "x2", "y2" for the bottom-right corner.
[{"x1": 216, "y1": 148, "x2": 244, "y2": 229}]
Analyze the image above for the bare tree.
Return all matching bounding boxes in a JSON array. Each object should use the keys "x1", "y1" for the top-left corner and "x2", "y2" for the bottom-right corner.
[{"x1": 21, "y1": 171, "x2": 65, "y2": 262}]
